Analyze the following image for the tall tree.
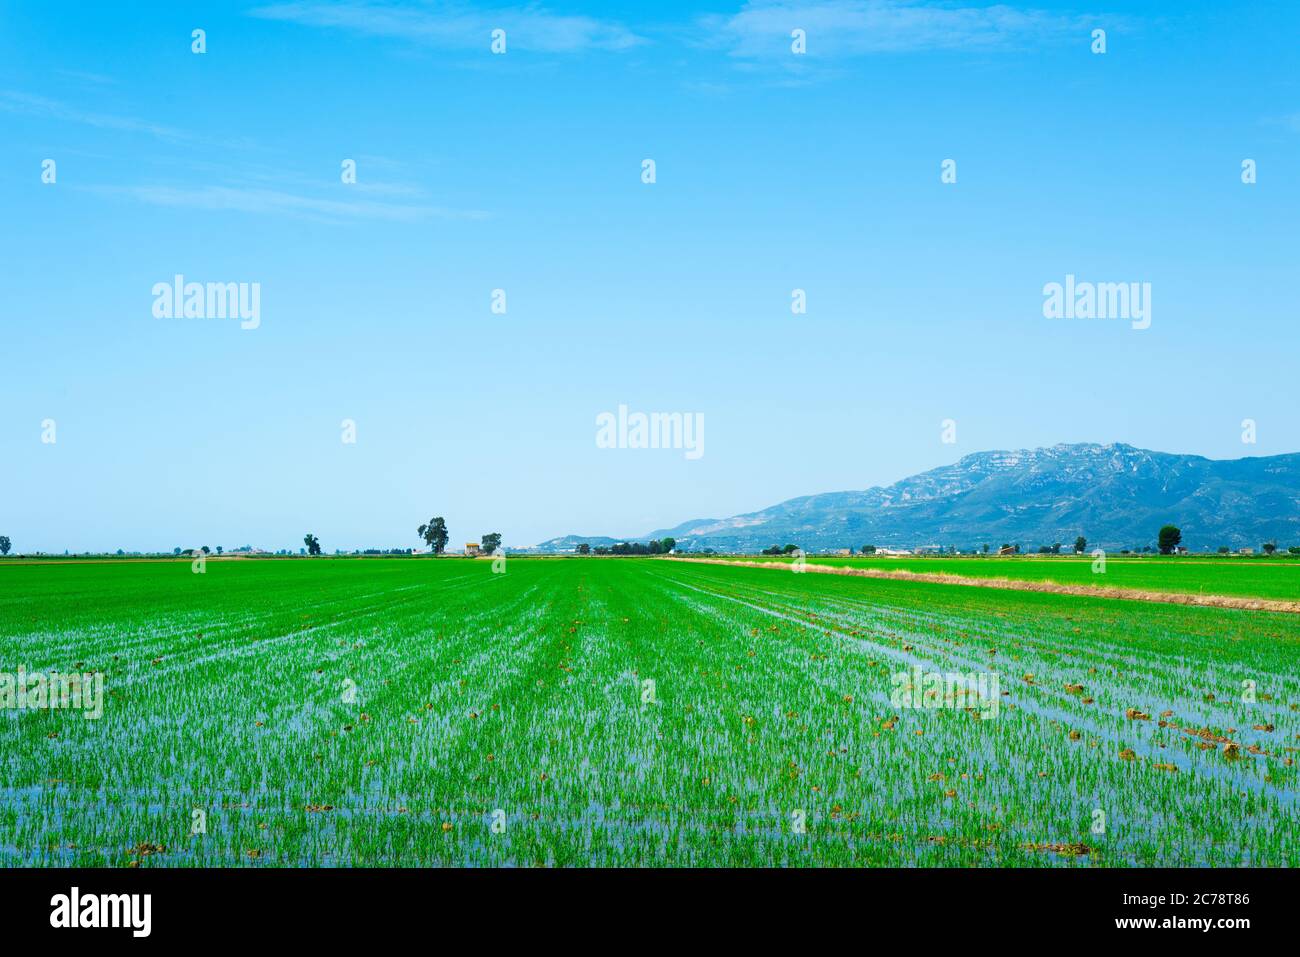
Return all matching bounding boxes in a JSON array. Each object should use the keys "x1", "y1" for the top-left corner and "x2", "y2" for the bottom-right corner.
[
  {"x1": 1157, "y1": 525, "x2": 1181, "y2": 555},
  {"x1": 1074, "y1": 536, "x2": 1087, "y2": 554},
  {"x1": 481, "y1": 532, "x2": 503, "y2": 554},
  {"x1": 0, "y1": 535, "x2": 10, "y2": 556},
  {"x1": 304, "y1": 533, "x2": 321, "y2": 556},
  {"x1": 418, "y1": 517, "x2": 449, "y2": 554}
]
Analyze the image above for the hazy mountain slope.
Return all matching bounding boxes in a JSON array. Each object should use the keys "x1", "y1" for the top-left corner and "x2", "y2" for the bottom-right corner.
[{"x1": 623, "y1": 444, "x2": 1300, "y2": 552}]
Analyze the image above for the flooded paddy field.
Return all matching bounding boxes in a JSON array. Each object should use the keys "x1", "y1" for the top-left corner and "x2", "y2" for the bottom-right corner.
[{"x1": 1, "y1": 557, "x2": 1296, "y2": 866}]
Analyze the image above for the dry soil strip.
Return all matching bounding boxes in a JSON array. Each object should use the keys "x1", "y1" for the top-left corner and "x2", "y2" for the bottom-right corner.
[{"x1": 660, "y1": 557, "x2": 1300, "y2": 615}]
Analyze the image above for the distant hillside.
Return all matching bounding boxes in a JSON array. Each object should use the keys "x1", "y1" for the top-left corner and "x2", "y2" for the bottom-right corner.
[
  {"x1": 558, "y1": 444, "x2": 1300, "y2": 552},
  {"x1": 532, "y1": 534, "x2": 624, "y2": 552}
]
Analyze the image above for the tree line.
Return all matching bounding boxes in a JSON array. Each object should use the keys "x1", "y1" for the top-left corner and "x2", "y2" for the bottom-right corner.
[{"x1": 588, "y1": 538, "x2": 676, "y2": 555}]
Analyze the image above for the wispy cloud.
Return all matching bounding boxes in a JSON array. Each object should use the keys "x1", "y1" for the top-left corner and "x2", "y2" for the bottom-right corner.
[
  {"x1": 0, "y1": 90, "x2": 188, "y2": 141},
  {"x1": 52, "y1": 69, "x2": 118, "y2": 86},
  {"x1": 249, "y1": 1, "x2": 646, "y2": 52},
  {"x1": 1264, "y1": 112, "x2": 1300, "y2": 134},
  {"x1": 702, "y1": 0, "x2": 1087, "y2": 58},
  {"x1": 91, "y1": 184, "x2": 490, "y2": 223}
]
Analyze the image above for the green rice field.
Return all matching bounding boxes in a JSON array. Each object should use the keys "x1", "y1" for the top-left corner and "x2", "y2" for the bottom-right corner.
[
  {"x1": 1, "y1": 557, "x2": 1297, "y2": 866},
  {"x1": 744, "y1": 553, "x2": 1300, "y2": 602}
]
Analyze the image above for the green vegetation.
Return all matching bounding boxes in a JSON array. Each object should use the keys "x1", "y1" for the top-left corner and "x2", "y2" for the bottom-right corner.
[
  {"x1": 593, "y1": 539, "x2": 676, "y2": 555},
  {"x1": 0, "y1": 557, "x2": 1295, "y2": 866},
  {"x1": 1158, "y1": 524, "x2": 1182, "y2": 555},
  {"x1": 417, "y1": 517, "x2": 448, "y2": 554},
  {"x1": 741, "y1": 554, "x2": 1300, "y2": 602}
]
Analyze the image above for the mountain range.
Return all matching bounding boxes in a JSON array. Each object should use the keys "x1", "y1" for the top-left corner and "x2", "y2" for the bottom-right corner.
[{"x1": 538, "y1": 443, "x2": 1300, "y2": 552}]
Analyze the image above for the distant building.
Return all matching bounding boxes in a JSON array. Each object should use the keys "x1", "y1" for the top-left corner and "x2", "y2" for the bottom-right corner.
[
  {"x1": 997, "y1": 546, "x2": 1016, "y2": 556},
  {"x1": 1238, "y1": 547, "x2": 1254, "y2": 556},
  {"x1": 465, "y1": 543, "x2": 481, "y2": 556}
]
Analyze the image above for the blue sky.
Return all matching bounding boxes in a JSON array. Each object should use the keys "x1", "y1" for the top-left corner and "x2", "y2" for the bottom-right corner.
[{"x1": 2, "y1": 1, "x2": 1298, "y2": 552}]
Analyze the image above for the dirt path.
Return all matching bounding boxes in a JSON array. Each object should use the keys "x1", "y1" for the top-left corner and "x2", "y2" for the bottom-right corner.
[{"x1": 661, "y1": 557, "x2": 1300, "y2": 614}]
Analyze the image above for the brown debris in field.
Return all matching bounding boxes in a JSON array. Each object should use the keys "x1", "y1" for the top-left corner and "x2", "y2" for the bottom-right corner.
[
  {"x1": 659, "y1": 557, "x2": 1300, "y2": 614},
  {"x1": 1024, "y1": 841, "x2": 1091, "y2": 857}
]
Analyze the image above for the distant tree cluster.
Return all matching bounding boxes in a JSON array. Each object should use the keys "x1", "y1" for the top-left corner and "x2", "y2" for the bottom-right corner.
[
  {"x1": 761, "y1": 544, "x2": 800, "y2": 556},
  {"x1": 303, "y1": 533, "x2": 322, "y2": 556},
  {"x1": 592, "y1": 538, "x2": 676, "y2": 555},
  {"x1": 1212, "y1": 544, "x2": 1299, "y2": 555}
]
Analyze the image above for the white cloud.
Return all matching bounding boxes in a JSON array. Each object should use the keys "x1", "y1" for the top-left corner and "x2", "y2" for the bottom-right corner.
[
  {"x1": 94, "y1": 184, "x2": 489, "y2": 223},
  {"x1": 703, "y1": 0, "x2": 1085, "y2": 57},
  {"x1": 0, "y1": 90, "x2": 188, "y2": 141},
  {"x1": 249, "y1": 1, "x2": 646, "y2": 52},
  {"x1": 1265, "y1": 112, "x2": 1300, "y2": 133}
]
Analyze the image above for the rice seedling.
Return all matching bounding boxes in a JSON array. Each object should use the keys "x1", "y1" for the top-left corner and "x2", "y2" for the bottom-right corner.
[{"x1": 0, "y1": 557, "x2": 1295, "y2": 866}]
